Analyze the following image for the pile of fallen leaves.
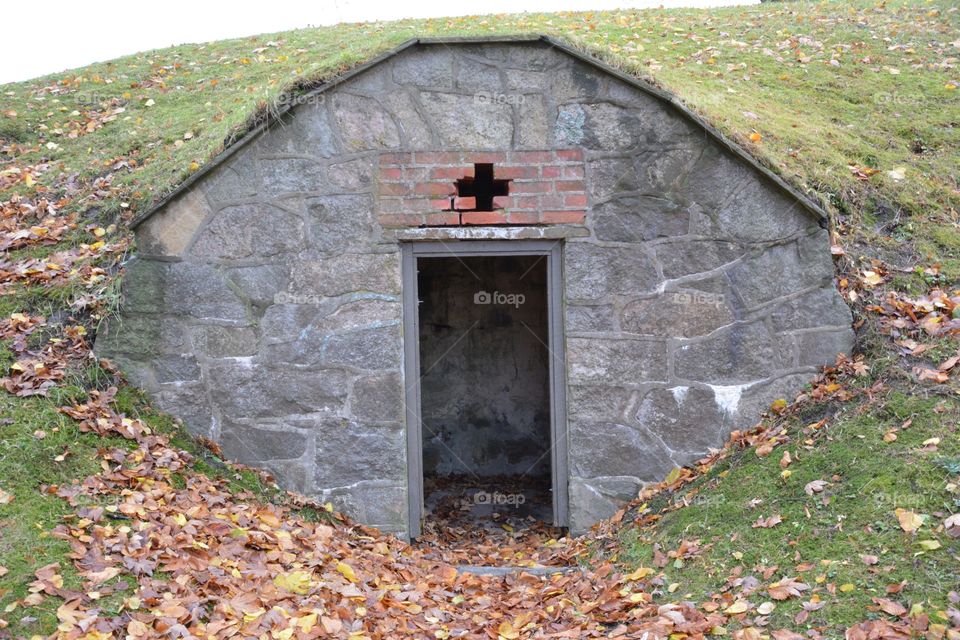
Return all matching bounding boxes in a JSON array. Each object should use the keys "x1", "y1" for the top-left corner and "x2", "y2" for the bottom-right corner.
[{"x1": 20, "y1": 387, "x2": 729, "y2": 639}]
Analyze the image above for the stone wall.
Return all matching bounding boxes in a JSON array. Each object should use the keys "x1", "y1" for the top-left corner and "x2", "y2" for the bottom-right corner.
[{"x1": 99, "y1": 39, "x2": 854, "y2": 536}]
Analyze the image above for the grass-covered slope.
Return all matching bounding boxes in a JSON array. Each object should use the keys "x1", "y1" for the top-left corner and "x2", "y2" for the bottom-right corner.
[{"x1": 0, "y1": 0, "x2": 958, "y2": 637}]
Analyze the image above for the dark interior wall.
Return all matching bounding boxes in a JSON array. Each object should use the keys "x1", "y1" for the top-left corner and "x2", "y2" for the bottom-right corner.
[{"x1": 418, "y1": 256, "x2": 551, "y2": 479}]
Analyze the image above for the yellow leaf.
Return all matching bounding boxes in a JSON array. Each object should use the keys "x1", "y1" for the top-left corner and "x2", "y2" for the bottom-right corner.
[
  {"x1": 498, "y1": 620, "x2": 520, "y2": 639},
  {"x1": 626, "y1": 566, "x2": 654, "y2": 580},
  {"x1": 725, "y1": 600, "x2": 749, "y2": 614},
  {"x1": 664, "y1": 467, "x2": 682, "y2": 484},
  {"x1": 273, "y1": 570, "x2": 312, "y2": 594},
  {"x1": 895, "y1": 508, "x2": 923, "y2": 533},
  {"x1": 917, "y1": 540, "x2": 941, "y2": 551},
  {"x1": 840, "y1": 583, "x2": 855, "y2": 592},
  {"x1": 336, "y1": 562, "x2": 358, "y2": 583}
]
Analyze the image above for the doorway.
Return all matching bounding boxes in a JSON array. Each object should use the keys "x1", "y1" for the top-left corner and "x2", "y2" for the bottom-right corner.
[{"x1": 401, "y1": 241, "x2": 567, "y2": 538}]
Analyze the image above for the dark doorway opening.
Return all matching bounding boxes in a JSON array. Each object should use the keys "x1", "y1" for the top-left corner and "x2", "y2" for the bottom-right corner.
[{"x1": 416, "y1": 255, "x2": 553, "y2": 532}]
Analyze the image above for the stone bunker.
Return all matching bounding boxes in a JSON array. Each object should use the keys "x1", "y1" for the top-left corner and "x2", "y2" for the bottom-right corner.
[{"x1": 98, "y1": 36, "x2": 854, "y2": 538}]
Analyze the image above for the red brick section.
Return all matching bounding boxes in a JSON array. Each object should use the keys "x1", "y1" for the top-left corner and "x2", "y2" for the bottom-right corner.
[{"x1": 377, "y1": 150, "x2": 586, "y2": 228}]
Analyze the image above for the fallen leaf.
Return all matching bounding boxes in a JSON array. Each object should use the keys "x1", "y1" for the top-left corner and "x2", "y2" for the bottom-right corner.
[{"x1": 895, "y1": 508, "x2": 923, "y2": 533}]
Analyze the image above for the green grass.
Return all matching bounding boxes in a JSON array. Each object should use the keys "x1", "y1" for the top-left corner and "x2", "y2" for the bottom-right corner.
[
  {"x1": 614, "y1": 388, "x2": 959, "y2": 629},
  {"x1": 0, "y1": 350, "x2": 328, "y2": 637},
  {"x1": 0, "y1": 0, "x2": 958, "y2": 635}
]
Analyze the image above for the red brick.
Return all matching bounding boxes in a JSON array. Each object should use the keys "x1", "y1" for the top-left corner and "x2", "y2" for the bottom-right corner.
[
  {"x1": 539, "y1": 194, "x2": 564, "y2": 209},
  {"x1": 511, "y1": 181, "x2": 551, "y2": 194},
  {"x1": 562, "y1": 165, "x2": 585, "y2": 178},
  {"x1": 556, "y1": 180, "x2": 585, "y2": 192},
  {"x1": 564, "y1": 193, "x2": 588, "y2": 208},
  {"x1": 430, "y1": 166, "x2": 472, "y2": 180},
  {"x1": 492, "y1": 195, "x2": 515, "y2": 209},
  {"x1": 415, "y1": 182, "x2": 456, "y2": 196},
  {"x1": 461, "y1": 211, "x2": 507, "y2": 225},
  {"x1": 453, "y1": 196, "x2": 477, "y2": 210},
  {"x1": 424, "y1": 212, "x2": 461, "y2": 226},
  {"x1": 378, "y1": 213, "x2": 423, "y2": 227},
  {"x1": 403, "y1": 167, "x2": 429, "y2": 182},
  {"x1": 414, "y1": 151, "x2": 462, "y2": 165},
  {"x1": 541, "y1": 165, "x2": 562, "y2": 179},
  {"x1": 506, "y1": 211, "x2": 539, "y2": 224},
  {"x1": 379, "y1": 167, "x2": 403, "y2": 180},
  {"x1": 466, "y1": 152, "x2": 505, "y2": 164},
  {"x1": 555, "y1": 148, "x2": 584, "y2": 161},
  {"x1": 510, "y1": 151, "x2": 553, "y2": 163},
  {"x1": 542, "y1": 210, "x2": 586, "y2": 224},
  {"x1": 511, "y1": 195, "x2": 539, "y2": 210},
  {"x1": 378, "y1": 182, "x2": 409, "y2": 196},
  {"x1": 496, "y1": 165, "x2": 538, "y2": 180},
  {"x1": 431, "y1": 197, "x2": 454, "y2": 210}
]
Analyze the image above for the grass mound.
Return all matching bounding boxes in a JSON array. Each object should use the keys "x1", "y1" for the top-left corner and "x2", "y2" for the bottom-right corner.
[{"x1": 0, "y1": 0, "x2": 958, "y2": 636}]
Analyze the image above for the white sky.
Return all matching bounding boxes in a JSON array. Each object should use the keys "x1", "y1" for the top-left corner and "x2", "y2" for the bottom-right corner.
[{"x1": 0, "y1": 0, "x2": 756, "y2": 85}]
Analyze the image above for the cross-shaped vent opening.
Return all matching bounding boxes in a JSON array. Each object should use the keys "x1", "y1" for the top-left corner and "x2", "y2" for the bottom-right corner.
[{"x1": 455, "y1": 163, "x2": 510, "y2": 211}]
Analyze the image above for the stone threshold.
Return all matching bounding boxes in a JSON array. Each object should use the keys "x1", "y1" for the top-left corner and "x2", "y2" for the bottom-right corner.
[
  {"x1": 455, "y1": 565, "x2": 581, "y2": 577},
  {"x1": 385, "y1": 225, "x2": 590, "y2": 242}
]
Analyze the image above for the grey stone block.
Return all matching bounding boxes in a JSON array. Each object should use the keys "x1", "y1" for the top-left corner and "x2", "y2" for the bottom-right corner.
[
  {"x1": 225, "y1": 264, "x2": 290, "y2": 307},
  {"x1": 592, "y1": 195, "x2": 690, "y2": 242},
  {"x1": 796, "y1": 327, "x2": 855, "y2": 366},
  {"x1": 155, "y1": 382, "x2": 215, "y2": 436},
  {"x1": 568, "y1": 421, "x2": 675, "y2": 481},
  {"x1": 191, "y1": 325, "x2": 258, "y2": 358},
  {"x1": 165, "y1": 262, "x2": 249, "y2": 322},
  {"x1": 259, "y1": 158, "x2": 325, "y2": 195},
  {"x1": 333, "y1": 94, "x2": 400, "y2": 151},
  {"x1": 324, "y1": 481, "x2": 407, "y2": 532},
  {"x1": 566, "y1": 304, "x2": 616, "y2": 333},
  {"x1": 314, "y1": 419, "x2": 405, "y2": 487},
  {"x1": 567, "y1": 337, "x2": 667, "y2": 384},
  {"x1": 727, "y1": 232, "x2": 834, "y2": 309},
  {"x1": 770, "y1": 287, "x2": 853, "y2": 332},
  {"x1": 392, "y1": 48, "x2": 454, "y2": 88},
  {"x1": 208, "y1": 364, "x2": 350, "y2": 419},
  {"x1": 656, "y1": 239, "x2": 745, "y2": 279},
  {"x1": 567, "y1": 384, "x2": 633, "y2": 423},
  {"x1": 327, "y1": 156, "x2": 375, "y2": 192},
  {"x1": 291, "y1": 253, "x2": 401, "y2": 297},
  {"x1": 307, "y1": 194, "x2": 376, "y2": 251},
  {"x1": 565, "y1": 242, "x2": 660, "y2": 301},
  {"x1": 322, "y1": 324, "x2": 402, "y2": 371},
  {"x1": 419, "y1": 91, "x2": 513, "y2": 149},
  {"x1": 621, "y1": 292, "x2": 734, "y2": 338},
  {"x1": 351, "y1": 371, "x2": 404, "y2": 423},
  {"x1": 635, "y1": 386, "x2": 726, "y2": 455},
  {"x1": 151, "y1": 354, "x2": 201, "y2": 383},
  {"x1": 189, "y1": 203, "x2": 304, "y2": 260},
  {"x1": 674, "y1": 321, "x2": 789, "y2": 384},
  {"x1": 221, "y1": 423, "x2": 311, "y2": 463}
]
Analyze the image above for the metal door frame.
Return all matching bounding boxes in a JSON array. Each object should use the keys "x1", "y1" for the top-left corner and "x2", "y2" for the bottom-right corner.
[{"x1": 401, "y1": 240, "x2": 568, "y2": 538}]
